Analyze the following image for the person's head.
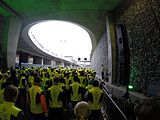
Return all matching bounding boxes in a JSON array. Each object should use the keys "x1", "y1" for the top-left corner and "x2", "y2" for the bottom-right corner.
[
  {"x1": 4, "y1": 85, "x2": 19, "y2": 102},
  {"x1": 44, "y1": 72, "x2": 48, "y2": 78},
  {"x1": 134, "y1": 98, "x2": 160, "y2": 120},
  {"x1": 34, "y1": 76, "x2": 41, "y2": 85},
  {"x1": 93, "y1": 80, "x2": 99, "y2": 87},
  {"x1": 53, "y1": 77, "x2": 59, "y2": 85},
  {"x1": 74, "y1": 101, "x2": 91, "y2": 120},
  {"x1": 74, "y1": 76, "x2": 80, "y2": 83},
  {"x1": 59, "y1": 77, "x2": 65, "y2": 83},
  {"x1": 34, "y1": 71, "x2": 39, "y2": 78},
  {"x1": 11, "y1": 69, "x2": 16, "y2": 76}
]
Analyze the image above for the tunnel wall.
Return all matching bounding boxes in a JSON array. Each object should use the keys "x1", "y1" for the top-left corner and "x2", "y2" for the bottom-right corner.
[
  {"x1": 113, "y1": 0, "x2": 160, "y2": 95},
  {"x1": 90, "y1": 30, "x2": 108, "y2": 79}
]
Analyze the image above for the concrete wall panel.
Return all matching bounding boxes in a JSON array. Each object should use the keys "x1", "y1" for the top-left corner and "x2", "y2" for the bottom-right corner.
[
  {"x1": 90, "y1": 30, "x2": 108, "y2": 79},
  {"x1": 113, "y1": 0, "x2": 160, "y2": 95},
  {"x1": 7, "y1": 16, "x2": 22, "y2": 68}
]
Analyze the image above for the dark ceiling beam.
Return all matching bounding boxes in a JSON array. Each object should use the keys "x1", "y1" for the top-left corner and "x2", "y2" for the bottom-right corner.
[{"x1": 0, "y1": 0, "x2": 23, "y2": 19}]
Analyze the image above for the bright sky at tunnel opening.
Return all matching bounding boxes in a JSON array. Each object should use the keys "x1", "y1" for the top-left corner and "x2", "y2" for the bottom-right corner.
[{"x1": 28, "y1": 20, "x2": 92, "y2": 65}]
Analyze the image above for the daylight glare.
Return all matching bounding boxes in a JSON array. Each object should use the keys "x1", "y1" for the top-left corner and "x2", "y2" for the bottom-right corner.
[{"x1": 28, "y1": 20, "x2": 92, "y2": 64}]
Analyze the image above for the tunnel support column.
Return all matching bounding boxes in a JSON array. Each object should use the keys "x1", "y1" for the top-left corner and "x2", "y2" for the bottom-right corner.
[
  {"x1": 51, "y1": 60, "x2": 55, "y2": 67},
  {"x1": 106, "y1": 13, "x2": 116, "y2": 84},
  {"x1": 7, "y1": 16, "x2": 22, "y2": 68},
  {"x1": 41, "y1": 58, "x2": 44, "y2": 65}
]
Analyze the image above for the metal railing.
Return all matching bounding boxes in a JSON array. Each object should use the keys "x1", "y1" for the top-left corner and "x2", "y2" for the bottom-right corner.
[{"x1": 100, "y1": 80, "x2": 128, "y2": 120}]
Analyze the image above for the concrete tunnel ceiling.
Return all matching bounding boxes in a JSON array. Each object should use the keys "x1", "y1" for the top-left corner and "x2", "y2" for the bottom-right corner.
[
  {"x1": 3, "y1": 0, "x2": 122, "y2": 17},
  {"x1": 1, "y1": 0, "x2": 122, "y2": 60}
]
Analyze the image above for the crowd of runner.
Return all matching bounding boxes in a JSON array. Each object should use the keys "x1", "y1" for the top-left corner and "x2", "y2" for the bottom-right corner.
[{"x1": 0, "y1": 66, "x2": 104, "y2": 120}]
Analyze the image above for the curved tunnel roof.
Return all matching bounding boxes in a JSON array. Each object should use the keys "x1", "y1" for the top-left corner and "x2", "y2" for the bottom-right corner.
[{"x1": 0, "y1": 0, "x2": 122, "y2": 60}]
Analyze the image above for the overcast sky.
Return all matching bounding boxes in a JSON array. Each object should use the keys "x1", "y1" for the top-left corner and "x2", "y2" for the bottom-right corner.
[{"x1": 28, "y1": 20, "x2": 92, "y2": 62}]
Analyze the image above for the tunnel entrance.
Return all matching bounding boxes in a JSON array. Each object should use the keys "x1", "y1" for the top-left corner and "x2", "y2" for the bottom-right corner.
[{"x1": 28, "y1": 20, "x2": 92, "y2": 67}]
